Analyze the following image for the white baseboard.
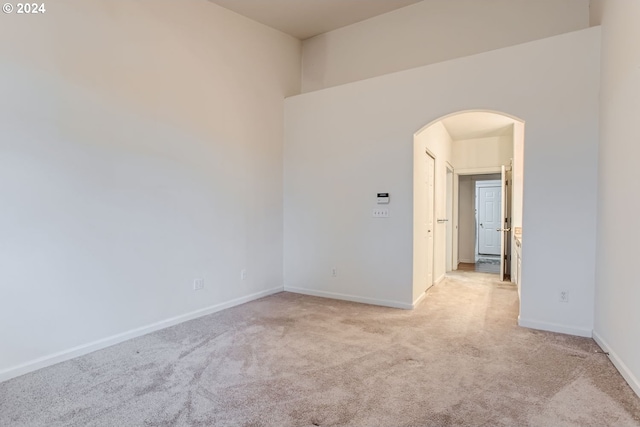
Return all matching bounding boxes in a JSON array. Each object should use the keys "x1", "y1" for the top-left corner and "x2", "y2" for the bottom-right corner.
[
  {"x1": 517, "y1": 316, "x2": 593, "y2": 338},
  {"x1": 284, "y1": 286, "x2": 413, "y2": 310},
  {"x1": 412, "y1": 291, "x2": 428, "y2": 308},
  {"x1": 459, "y1": 258, "x2": 474, "y2": 264},
  {"x1": 410, "y1": 275, "x2": 446, "y2": 308},
  {"x1": 593, "y1": 330, "x2": 640, "y2": 399},
  {"x1": 0, "y1": 286, "x2": 283, "y2": 383}
]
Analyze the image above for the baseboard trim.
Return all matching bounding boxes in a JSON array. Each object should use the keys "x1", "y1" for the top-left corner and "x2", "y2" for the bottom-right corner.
[
  {"x1": 593, "y1": 330, "x2": 640, "y2": 399},
  {"x1": 434, "y1": 274, "x2": 446, "y2": 285},
  {"x1": 284, "y1": 286, "x2": 412, "y2": 310},
  {"x1": 0, "y1": 286, "x2": 283, "y2": 384},
  {"x1": 518, "y1": 316, "x2": 593, "y2": 338},
  {"x1": 459, "y1": 258, "x2": 474, "y2": 264},
  {"x1": 412, "y1": 291, "x2": 428, "y2": 308}
]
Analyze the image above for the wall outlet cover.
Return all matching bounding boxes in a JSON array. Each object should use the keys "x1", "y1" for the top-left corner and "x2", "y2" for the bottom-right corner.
[{"x1": 559, "y1": 290, "x2": 569, "y2": 303}]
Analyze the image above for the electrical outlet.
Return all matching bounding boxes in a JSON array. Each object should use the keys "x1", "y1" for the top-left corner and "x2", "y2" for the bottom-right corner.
[
  {"x1": 559, "y1": 290, "x2": 569, "y2": 303},
  {"x1": 193, "y1": 278, "x2": 204, "y2": 291},
  {"x1": 331, "y1": 268, "x2": 337, "y2": 277},
  {"x1": 372, "y1": 208, "x2": 390, "y2": 218},
  {"x1": 240, "y1": 269, "x2": 246, "y2": 280}
]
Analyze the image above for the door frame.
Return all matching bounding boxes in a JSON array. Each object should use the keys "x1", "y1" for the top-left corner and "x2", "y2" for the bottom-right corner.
[
  {"x1": 425, "y1": 149, "x2": 436, "y2": 292},
  {"x1": 454, "y1": 168, "x2": 501, "y2": 269},
  {"x1": 412, "y1": 145, "x2": 437, "y2": 305},
  {"x1": 476, "y1": 179, "x2": 502, "y2": 256},
  {"x1": 445, "y1": 163, "x2": 455, "y2": 272},
  {"x1": 500, "y1": 164, "x2": 513, "y2": 281}
]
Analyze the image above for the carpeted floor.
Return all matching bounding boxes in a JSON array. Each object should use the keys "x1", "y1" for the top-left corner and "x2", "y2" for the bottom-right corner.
[{"x1": 2, "y1": 271, "x2": 640, "y2": 427}]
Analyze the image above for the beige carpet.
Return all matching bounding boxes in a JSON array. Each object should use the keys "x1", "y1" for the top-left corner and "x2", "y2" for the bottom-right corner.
[{"x1": 1, "y1": 271, "x2": 639, "y2": 426}]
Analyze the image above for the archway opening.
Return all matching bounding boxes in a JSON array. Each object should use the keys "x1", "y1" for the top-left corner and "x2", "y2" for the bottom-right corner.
[{"x1": 412, "y1": 110, "x2": 525, "y2": 309}]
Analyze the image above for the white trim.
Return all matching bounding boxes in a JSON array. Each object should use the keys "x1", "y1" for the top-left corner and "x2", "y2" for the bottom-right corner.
[
  {"x1": 284, "y1": 286, "x2": 412, "y2": 310},
  {"x1": 412, "y1": 291, "x2": 428, "y2": 308},
  {"x1": 476, "y1": 180, "x2": 501, "y2": 188},
  {"x1": 456, "y1": 167, "x2": 501, "y2": 175},
  {"x1": 452, "y1": 170, "x2": 459, "y2": 270},
  {"x1": 425, "y1": 147, "x2": 437, "y2": 161},
  {"x1": 459, "y1": 258, "x2": 475, "y2": 264},
  {"x1": 593, "y1": 331, "x2": 640, "y2": 399},
  {"x1": 518, "y1": 316, "x2": 592, "y2": 338},
  {"x1": 0, "y1": 286, "x2": 283, "y2": 383},
  {"x1": 412, "y1": 273, "x2": 445, "y2": 308}
]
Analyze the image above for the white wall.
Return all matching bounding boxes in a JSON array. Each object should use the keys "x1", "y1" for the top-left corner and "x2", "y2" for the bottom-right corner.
[
  {"x1": 285, "y1": 28, "x2": 600, "y2": 335},
  {"x1": 301, "y1": 0, "x2": 590, "y2": 92},
  {"x1": 413, "y1": 122, "x2": 453, "y2": 303},
  {"x1": 453, "y1": 135, "x2": 513, "y2": 171},
  {"x1": 458, "y1": 176, "x2": 475, "y2": 263},
  {"x1": 0, "y1": 0, "x2": 301, "y2": 380},
  {"x1": 593, "y1": 0, "x2": 640, "y2": 397}
]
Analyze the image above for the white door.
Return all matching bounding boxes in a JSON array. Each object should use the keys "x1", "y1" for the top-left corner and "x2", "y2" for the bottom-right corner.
[
  {"x1": 500, "y1": 165, "x2": 513, "y2": 281},
  {"x1": 500, "y1": 166, "x2": 507, "y2": 281},
  {"x1": 425, "y1": 153, "x2": 435, "y2": 290},
  {"x1": 445, "y1": 166, "x2": 453, "y2": 272},
  {"x1": 477, "y1": 184, "x2": 501, "y2": 255}
]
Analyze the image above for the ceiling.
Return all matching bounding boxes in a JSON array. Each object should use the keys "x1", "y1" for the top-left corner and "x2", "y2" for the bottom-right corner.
[
  {"x1": 441, "y1": 112, "x2": 517, "y2": 141},
  {"x1": 207, "y1": 0, "x2": 422, "y2": 40}
]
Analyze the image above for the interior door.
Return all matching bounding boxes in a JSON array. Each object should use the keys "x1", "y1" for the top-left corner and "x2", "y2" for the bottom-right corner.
[
  {"x1": 445, "y1": 166, "x2": 453, "y2": 272},
  {"x1": 425, "y1": 153, "x2": 435, "y2": 290},
  {"x1": 500, "y1": 166, "x2": 506, "y2": 281},
  {"x1": 477, "y1": 184, "x2": 501, "y2": 255}
]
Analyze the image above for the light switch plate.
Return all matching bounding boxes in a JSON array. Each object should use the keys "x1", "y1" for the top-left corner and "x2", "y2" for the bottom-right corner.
[{"x1": 372, "y1": 208, "x2": 390, "y2": 218}]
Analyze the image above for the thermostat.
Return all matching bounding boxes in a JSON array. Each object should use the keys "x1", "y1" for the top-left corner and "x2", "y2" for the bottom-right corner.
[{"x1": 377, "y1": 193, "x2": 390, "y2": 204}]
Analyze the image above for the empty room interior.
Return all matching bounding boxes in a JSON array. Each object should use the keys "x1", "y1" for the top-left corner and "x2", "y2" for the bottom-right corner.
[{"x1": 2, "y1": 0, "x2": 640, "y2": 425}]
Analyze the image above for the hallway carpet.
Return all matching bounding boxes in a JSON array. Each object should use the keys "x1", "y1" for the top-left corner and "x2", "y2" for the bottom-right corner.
[{"x1": 2, "y1": 271, "x2": 639, "y2": 426}]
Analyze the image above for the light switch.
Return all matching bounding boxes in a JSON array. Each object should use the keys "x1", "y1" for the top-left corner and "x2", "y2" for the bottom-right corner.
[{"x1": 372, "y1": 208, "x2": 390, "y2": 218}]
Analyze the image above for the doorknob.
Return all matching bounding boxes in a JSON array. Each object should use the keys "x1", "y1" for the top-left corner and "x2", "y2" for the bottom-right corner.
[{"x1": 480, "y1": 223, "x2": 483, "y2": 228}]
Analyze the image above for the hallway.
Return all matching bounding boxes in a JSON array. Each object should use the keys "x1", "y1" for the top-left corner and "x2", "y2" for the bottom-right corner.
[{"x1": 457, "y1": 256, "x2": 501, "y2": 274}]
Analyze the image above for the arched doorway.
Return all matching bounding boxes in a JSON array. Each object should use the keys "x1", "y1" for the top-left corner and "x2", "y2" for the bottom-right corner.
[{"x1": 412, "y1": 110, "x2": 525, "y2": 308}]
